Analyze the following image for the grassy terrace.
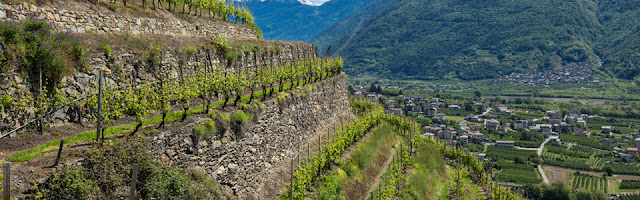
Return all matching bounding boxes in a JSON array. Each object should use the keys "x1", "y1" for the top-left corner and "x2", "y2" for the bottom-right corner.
[
  {"x1": 399, "y1": 138, "x2": 484, "y2": 199},
  {"x1": 313, "y1": 123, "x2": 398, "y2": 199},
  {"x1": 5, "y1": 77, "x2": 318, "y2": 162}
]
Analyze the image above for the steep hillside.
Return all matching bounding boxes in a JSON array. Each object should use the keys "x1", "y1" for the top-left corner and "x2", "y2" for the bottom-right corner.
[
  {"x1": 596, "y1": 0, "x2": 640, "y2": 80},
  {"x1": 309, "y1": 0, "x2": 395, "y2": 55},
  {"x1": 244, "y1": 0, "x2": 377, "y2": 41},
  {"x1": 319, "y1": 0, "x2": 640, "y2": 80}
]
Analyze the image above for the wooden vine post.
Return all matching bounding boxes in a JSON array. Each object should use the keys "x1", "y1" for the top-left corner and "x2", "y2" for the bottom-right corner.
[
  {"x1": 39, "y1": 64, "x2": 43, "y2": 134},
  {"x1": 3, "y1": 162, "x2": 9, "y2": 200},
  {"x1": 129, "y1": 163, "x2": 139, "y2": 200},
  {"x1": 96, "y1": 70, "x2": 103, "y2": 144}
]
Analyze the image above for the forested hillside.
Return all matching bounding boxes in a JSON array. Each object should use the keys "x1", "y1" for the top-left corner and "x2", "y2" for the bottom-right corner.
[
  {"x1": 309, "y1": 0, "x2": 395, "y2": 56},
  {"x1": 596, "y1": 0, "x2": 640, "y2": 80},
  {"x1": 316, "y1": 0, "x2": 640, "y2": 80}
]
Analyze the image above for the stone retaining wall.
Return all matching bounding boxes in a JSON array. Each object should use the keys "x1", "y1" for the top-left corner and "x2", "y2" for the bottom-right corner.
[
  {"x1": 147, "y1": 74, "x2": 350, "y2": 199},
  {"x1": 0, "y1": 2, "x2": 257, "y2": 39}
]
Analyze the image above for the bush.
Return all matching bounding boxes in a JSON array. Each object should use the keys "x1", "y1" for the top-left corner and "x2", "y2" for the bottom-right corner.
[
  {"x1": 39, "y1": 139, "x2": 219, "y2": 199},
  {"x1": 0, "y1": 19, "x2": 86, "y2": 94},
  {"x1": 193, "y1": 119, "x2": 217, "y2": 139},
  {"x1": 230, "y1": 110, "x2": 251, "y2": 124},
  {"x1": 277, "y1": 92, "x2": 290, "y2": 105},
  {"x1": 316, "y1": 169, "x2": 347, "y2": 200},
  {"x1": 42, "y1": 166, "x2": 99, "y2": 199},
  {"x1": 149, "y1": 167, "x2": 206, "y2": 199},
  {"x1": 219, "y1": 112, "x2": 230, "y2": 123},
  {"x1": 102, "y1": 44, "x2": 112, "y2": 59}
]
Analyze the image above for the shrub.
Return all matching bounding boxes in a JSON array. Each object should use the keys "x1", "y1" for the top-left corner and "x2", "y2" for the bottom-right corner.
[
  {"x1": 42, "y1": 166, "x2": 99, "y2": 199},
  {"x1": 102, "y1": 44, "x2": 112, "y2": 59},
  {"x1": 39, "y1": 139, "x2": 220, "y2": 199},
  {"x1": 237, "y1": 103, "x2": 250, "y2": 111},
  {"x1": 193, "y1": 119, "x2": 217, "y2": 139},
  {"x1": 107, "y1": 3, "x2": 117, "y2": 12},
  {"x1": 230, "y1": 110, "x2": 251, "y2": 124},
  {"x1": 0, "y1": 19, "x2": 86, "y2": 94},
  {"x1": 316, "y1": 169, "x2": 347, "y2": 200},
  {"x1": 219, "y1": 112, "x2": 230, "y2": 123},
  {"x1": 149, "y1": 167, "x2": 205, "y2": 199},
  {"x1": 277, "y1": 92, "x2": 290, "y2": 105}
]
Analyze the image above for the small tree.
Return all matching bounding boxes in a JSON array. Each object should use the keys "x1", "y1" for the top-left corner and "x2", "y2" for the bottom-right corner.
[{"x1": 603, "y1": 166, "x2": 613, "y2": 176}]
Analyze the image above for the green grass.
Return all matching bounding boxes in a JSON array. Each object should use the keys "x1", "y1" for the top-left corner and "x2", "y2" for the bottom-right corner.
[
  {"x1": 230, "y1": 110, "x2": 252, "y2": 124},
  {"x1": 193, "y1": 119, "x2": 217, "y2": 139},
  {"x1": 445, "y1": 116, "x2": 466, "y2": 122},
  {"x1": 315, "y1": 123, "x2": 398, "y2": 199},
  {"x1": 398, "y1": 138, "x2": 449, "y2": 199},
  {"x1": 6, "y1": 77, "x2": 320, "y2": 162}
]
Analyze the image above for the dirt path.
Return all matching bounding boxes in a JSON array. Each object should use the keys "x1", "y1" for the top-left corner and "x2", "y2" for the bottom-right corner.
[
  {"x1": 538, "y1": 165, "x2": 550, "y2": 184},
  {"x1": 362, "y1": 139, "x2": 400, "y2": 200}
]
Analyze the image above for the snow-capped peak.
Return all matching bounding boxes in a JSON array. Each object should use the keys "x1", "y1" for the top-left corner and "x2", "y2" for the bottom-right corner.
[{"x1": 297, "y1": 0, "x2": 328, "y2": 6}]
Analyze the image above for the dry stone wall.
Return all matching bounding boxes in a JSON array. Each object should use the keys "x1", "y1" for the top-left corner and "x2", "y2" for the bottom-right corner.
[
  {"x1": 147, "y1": 74, "x2": 351, "y2": 199},
  {"x1": 0, "y1": 2, "x2": 257, "y2": 39}
]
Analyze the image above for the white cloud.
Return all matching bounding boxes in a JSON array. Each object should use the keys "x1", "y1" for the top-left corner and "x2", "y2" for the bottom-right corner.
[{"x1": 297, "y1": 0, "x2": 329, "y2": 6}]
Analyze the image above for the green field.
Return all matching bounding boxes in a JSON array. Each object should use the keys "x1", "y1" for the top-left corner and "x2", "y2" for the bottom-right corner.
[
  {"x1": 445, "y1": 116, "x2": 466, "y2": 122},
  {"x1": 494, "y1": 160, "x2": 542, "y2": 185},
  {"x1": 570, "y1": 174, "x2": 608, "y2": 194}
]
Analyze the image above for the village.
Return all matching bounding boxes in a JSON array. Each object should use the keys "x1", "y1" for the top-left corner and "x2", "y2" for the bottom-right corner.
[
  {"x1": 491, "y1": 62, "x2": 598, "y2": 86},
  {"x1": 351, "y1": 83, "x2": 640, "y2": 197}
]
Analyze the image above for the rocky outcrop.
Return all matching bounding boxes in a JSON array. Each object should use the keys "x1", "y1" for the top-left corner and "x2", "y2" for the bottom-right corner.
[{"x1": 147, "y1": 74, "x2": 350, "y2": 199}]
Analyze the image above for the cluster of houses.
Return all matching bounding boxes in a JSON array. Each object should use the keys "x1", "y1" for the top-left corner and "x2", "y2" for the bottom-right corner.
[
  {"x1": 423, "y1": 124, "x2": 485, "y2": 145},
  {"x1": 382, "y1": 96, "x2": 461, "y2": 119},
  {"x1": 601, "y1": 133, "x2": 640, "y2": 163},
  {"x1": 423, "y1": 85, "x2": 468, "y2": 93},
  {"x1": 493, "y1": 62, "x2": 597, "y2": 86}
]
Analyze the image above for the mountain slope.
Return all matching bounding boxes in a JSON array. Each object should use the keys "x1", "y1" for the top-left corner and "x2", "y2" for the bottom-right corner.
[
  {"x1": 319, "y1": 0, "x2": 640, "y2": 80},
  {"x1": 596, "y1": 0, "x2": 640, "y2": 80},
  {"x1": 309, "y1": 0, "x2": 395, "y2": 55},
  {"x1": 245, "y1": 0, "x2": 377, "y2": 42}
]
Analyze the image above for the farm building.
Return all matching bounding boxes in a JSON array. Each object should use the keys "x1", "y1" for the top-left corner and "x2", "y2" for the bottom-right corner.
[{"x1": 496, "y1": 141, "x2": 515, "y2": 148}]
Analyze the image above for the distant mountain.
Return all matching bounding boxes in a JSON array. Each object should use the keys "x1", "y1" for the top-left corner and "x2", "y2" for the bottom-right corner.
[
  {"x1": 244, "y1": 0, "x2": 378, "y2": 42},
  {"x1": 314, "y1": 0, "x2": 640, "y2": 80}
]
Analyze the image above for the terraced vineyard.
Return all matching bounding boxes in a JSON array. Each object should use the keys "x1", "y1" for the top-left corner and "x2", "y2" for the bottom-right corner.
[
  {"x1": 542, "y1": 144, "x2": 613, "y2": 171},
  {"x1": 620, "y1": 193, "x2": 640, "y2": 200},
  {"x1": 588, "y1": 157, "x2": 610, "y2": 169},
  {"x1": 570, "y1": 174, "x2": 608, "y2": 194}
]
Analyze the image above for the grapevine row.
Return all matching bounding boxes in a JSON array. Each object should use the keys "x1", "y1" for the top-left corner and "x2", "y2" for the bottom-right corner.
[
  {"x1": 85, "y1": 56, "x2": 343, "y2": 136},
  {"x1": 382, "y1": 114, "x2": 526, "y2": 199},
  {"x1": 369, "y1": 115, "x2": 417, "y2": 199},
  {"x1": 282, "y1": 99, "x2": 383, "y2": 199},
  {"x1": 107, "y1": 0, "x2": 256, "y2": 26}
]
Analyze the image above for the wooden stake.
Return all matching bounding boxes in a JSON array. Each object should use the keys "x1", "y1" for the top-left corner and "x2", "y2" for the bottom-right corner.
[
  {"x1": 3, "y1": 163, "x2": 10, "y2": 200},
  {"x1": 96, "y1": 70, "x2": 103, "y2": 144},
  {"x1": 129, "y1": 163, "x2": 139, "y2": 200}
]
